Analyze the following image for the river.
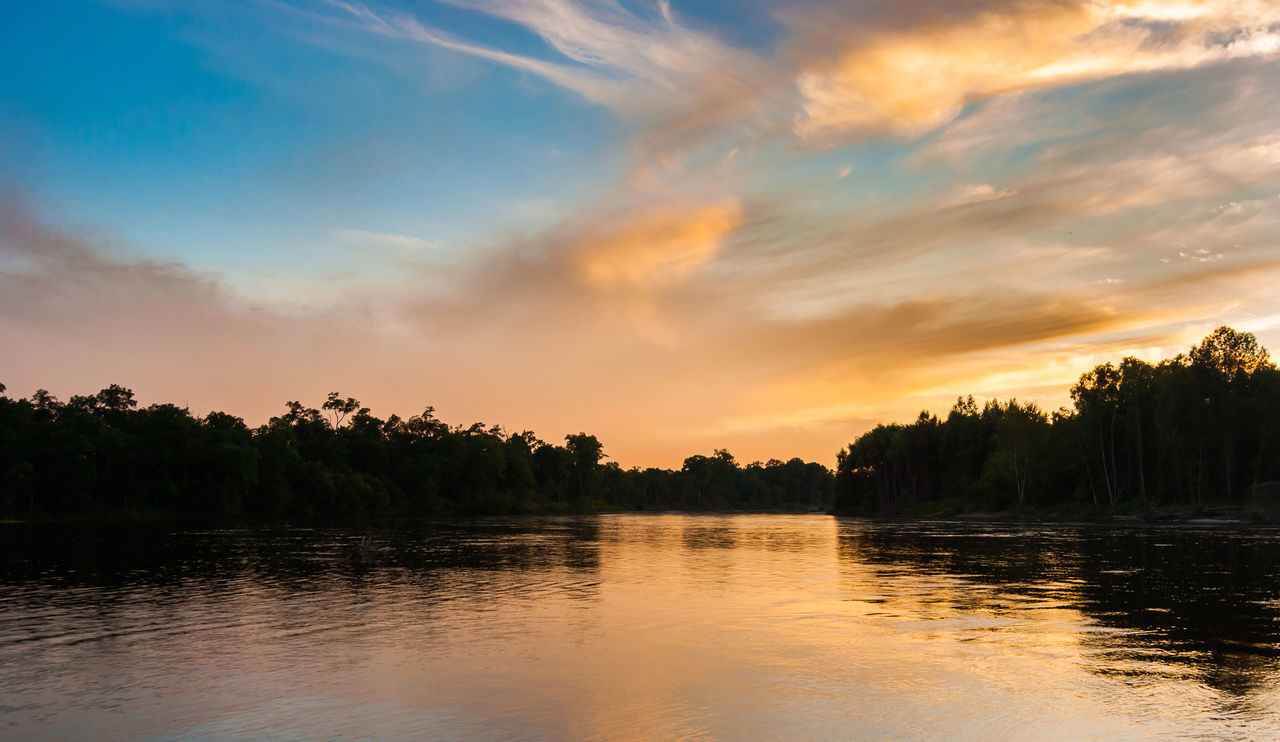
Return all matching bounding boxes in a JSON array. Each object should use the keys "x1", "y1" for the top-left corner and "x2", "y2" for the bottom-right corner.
[{"x1": 2, "y1": 515, "x2": 1278, "y2": 739}]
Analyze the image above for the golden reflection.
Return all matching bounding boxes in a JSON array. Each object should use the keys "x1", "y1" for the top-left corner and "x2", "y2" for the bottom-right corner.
[{"x1": 3, "y1": 518, "x2": 1280, "y2": 737}]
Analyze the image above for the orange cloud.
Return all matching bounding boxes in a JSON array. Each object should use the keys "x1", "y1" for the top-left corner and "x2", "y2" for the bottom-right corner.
[
  {"x1": 793, "y1": 0, "x2": 1280, "y2": 139},
  {"x1": 571, "y1": 199, "x2": 744, "y2": 290}
]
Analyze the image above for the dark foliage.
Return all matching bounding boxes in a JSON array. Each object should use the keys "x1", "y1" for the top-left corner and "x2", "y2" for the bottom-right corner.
[
  {"x1": 834, "y1": 327, "x2": 1280, "y2": 515},
  {"x1": 0, "y1": 387, "x2": 833, "y2": 521}
]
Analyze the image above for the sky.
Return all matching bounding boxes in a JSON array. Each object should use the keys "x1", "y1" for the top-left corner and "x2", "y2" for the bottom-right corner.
[{"x1": 2, "y1": 0, "x2": 1280, "y2": 468}]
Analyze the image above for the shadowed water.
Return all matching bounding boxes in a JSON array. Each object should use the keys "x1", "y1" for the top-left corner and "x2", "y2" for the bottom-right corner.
[{"x1": 2, "y1": 515, "x2": 1279, "y2": 739}]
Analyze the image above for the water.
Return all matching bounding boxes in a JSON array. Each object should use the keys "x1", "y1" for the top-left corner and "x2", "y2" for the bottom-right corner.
[{"x1": 2, "y1": 515, "x2": 1279, "y2": 740}]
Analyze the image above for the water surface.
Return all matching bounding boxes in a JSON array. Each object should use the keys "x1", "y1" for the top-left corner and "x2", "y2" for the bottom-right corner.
[{"x1": 3, "y1": 515, "x2": 1279, "y2": 739}]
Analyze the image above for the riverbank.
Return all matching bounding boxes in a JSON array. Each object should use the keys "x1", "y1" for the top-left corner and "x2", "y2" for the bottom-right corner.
[
  {"x1": 0, "y1": 505, "x2": 834, "y2": 527},
  {"x1": 839, "y1": 497, "x2": 1280, "y2": 525}
]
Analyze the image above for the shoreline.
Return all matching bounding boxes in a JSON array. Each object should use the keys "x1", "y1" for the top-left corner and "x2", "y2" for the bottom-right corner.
[{"x1": 6, "y1": 505, "x2": 1280, "y2": 528}]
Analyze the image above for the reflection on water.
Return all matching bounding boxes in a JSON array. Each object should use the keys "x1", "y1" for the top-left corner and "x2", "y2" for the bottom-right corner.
[{"x1": 2, "y1": 516, "x2": 1279, "y2": 739}]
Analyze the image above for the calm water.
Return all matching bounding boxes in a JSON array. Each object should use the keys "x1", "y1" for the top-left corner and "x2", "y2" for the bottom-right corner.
[{"x1": 2, "y1": 515, "x2": 1280, "y2": 740}]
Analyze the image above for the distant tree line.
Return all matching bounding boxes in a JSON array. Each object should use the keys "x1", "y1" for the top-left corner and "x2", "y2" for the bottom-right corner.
[
  {"x1": 835, "y1": 327, "x2": 1280, "y2": 516},
  {"x1": 0, "y1": 386, "x2": 833, "y2": 521}
]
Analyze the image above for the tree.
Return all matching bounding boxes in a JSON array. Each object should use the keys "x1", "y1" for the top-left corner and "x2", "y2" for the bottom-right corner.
[
  {"x1": 1186, "y1": 328, "x2": 1275, "y2": 499},
  {"x1": 29, "y1": 389, "x2": 62, "y2": 419},
  {"x1": 1189, "y1": 326, "x2": 1272, "y2": 378},
  {"x1": 1072, "y1": 363, "x2": 1123, "y2": 506},
  {"x1": 565, "y1": 433, "x2": 604, "y2": 503},
  {"x1": 322, "y1": 392, "x2": 364, "y2": 429},
  {"x1": 987, "y1": 400, "x2": 1047, "y2": 508}
]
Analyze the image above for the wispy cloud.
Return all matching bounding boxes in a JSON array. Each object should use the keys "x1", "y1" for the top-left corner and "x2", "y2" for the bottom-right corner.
[
  {"x1": 329, "y1": 0, "x2": 770, "y2": 130},
  {"x1": 330, "y1": 1, "x2": 630, "y2": 104},
  {"x1": 940, "y1": 182, "x2": 1018, "y2": 208},
  {"x1": 336, "y1": 227, "x2": 440, "y2": 251}
]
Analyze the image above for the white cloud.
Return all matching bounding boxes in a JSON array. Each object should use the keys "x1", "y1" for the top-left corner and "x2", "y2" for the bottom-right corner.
[
  {"x1": 940, "y1": 182, "x2": 1018, "y2": 207},
  {"x1": 336, "y1": 228, "x2": 440, "y2": 251},
  {"x1": 1179, "y1": 248, "x2": 1224, "y2": 262},
  {"x1": 330, "y1": 0, "x2": 765, "y2": 119}
]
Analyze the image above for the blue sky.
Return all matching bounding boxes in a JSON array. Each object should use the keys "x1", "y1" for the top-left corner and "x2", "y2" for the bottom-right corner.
[
  {"x1": 4, "y1": 2, "x2": 620, "y2": 276},
  {"x1": 3, "y1": 0, "x2": 1280, "y2": 466}
]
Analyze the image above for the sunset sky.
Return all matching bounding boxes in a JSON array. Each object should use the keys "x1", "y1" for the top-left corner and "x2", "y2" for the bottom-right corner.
[{"x1": 3, "y1": 0, "x2": 1280, "y2": 467}]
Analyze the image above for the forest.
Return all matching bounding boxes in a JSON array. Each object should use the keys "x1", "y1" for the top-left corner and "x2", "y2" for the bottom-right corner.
[
  {"x1": 0, "y1": 385, "x2": 833, "y2": 521},
  {"x1": 835, "y1": 327, "x2": 1280, "y2": 517},
  {"x1": 3, "y1": 326, "x2": 1277, "y2": 522}
]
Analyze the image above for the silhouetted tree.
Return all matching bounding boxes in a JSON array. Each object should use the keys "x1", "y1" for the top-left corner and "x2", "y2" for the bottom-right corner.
[{"x1": 835, "y1": 327, "x2": 1279, "y2": 517}]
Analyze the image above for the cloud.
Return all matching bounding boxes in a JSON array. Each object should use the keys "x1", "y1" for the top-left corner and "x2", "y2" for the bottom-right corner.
[
  {"x1": 1179, "y1": 248, "x2": 1224, "y2": 262},
  {"x1": 314, "y1": 0, "x2": 1280, "y2": 175},
  {"x1": 909, "y1": 92, "x2": 1088, "y2": 168},
  {"x1": 790, "y1": 0, "x2": 1280, "y2": 140},
  {"x1": 330, "y1": 0, "x2": 771, "y2": 136},
  {"x1": 940, "y1": 182, "x2": 1018, "y2": 207},
  {"x1": 1019, "y1": 133, "x2": 1280, "y2": 218},
  {"x1": 569, "y1": 199, "x2": 744, "y2": 290},
  {"x1": 0, "y1": 196, "x2": 404, "y2": 421},
  {"x1": 336, "y1": 227, "x2": 440, "y2": 251},
  {"x1": 331, "y1": 1, "x2": 629, "y2": 105},
  {"x1": 311, "y1": 0, "x2": 1280, "y2": 167},
  {"x1": 0, "y1": 197, "x2": 225, "y2": 310}
]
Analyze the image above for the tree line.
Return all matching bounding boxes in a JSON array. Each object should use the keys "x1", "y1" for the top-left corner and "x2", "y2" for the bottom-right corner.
[
  {"x1": 0, "y1": 387, "x2": 833, "y2": 521},
  {"x1": 835, "y1": 327, "x2": 1280, "y2": 516},
  {"x1": 5, "y1": 326, "x2": 1275, "y2": 522}
]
